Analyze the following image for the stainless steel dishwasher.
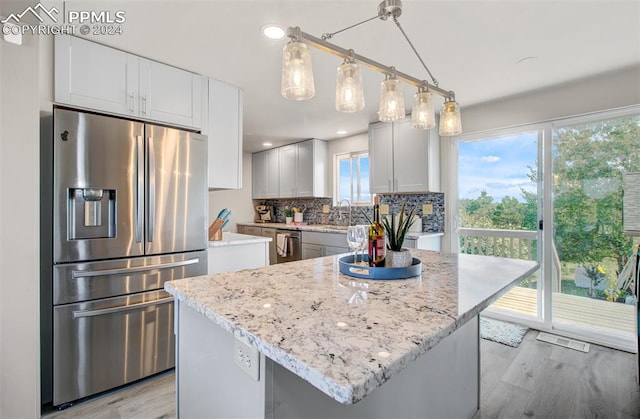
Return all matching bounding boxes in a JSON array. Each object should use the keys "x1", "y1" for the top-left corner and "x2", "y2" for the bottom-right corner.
[{"x1": 275, "y1": 229, "x2": 302, "y2": 263}]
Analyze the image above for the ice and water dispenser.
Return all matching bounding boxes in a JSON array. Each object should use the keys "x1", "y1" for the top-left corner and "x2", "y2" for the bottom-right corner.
[{"x1": 68, "y1": 187, "x2": 116, "y2": 239}]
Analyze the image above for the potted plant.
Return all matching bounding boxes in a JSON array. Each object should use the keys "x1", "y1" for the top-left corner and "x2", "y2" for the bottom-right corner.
[
  {"x1": 283, "y1": 206, "x2": 294, "y2": 224},
  {"x1": 381, "y1": 203, "x2": 418, "y2": 267}
]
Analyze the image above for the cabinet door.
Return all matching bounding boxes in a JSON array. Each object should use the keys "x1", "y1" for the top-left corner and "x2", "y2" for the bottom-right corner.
[
  {"x1": 368, "y1": 123, "x2": 394, "y2": 193},
  {"x1": 239, "y1": 226, "x2": 262, "y2": 236},
  {"x1": 278, "y1": 145, "x2": 297, "y2": 197},
  {"x1": 323, "y1": 245, "x2": 349, "y2": 256},
  {"x1": 139, "y1": 59, "x2": 202, "y2": 129},
  {"x1": 208, "y1": 79, "x2": 243, "y2": 189},
  {"x1": 296, "y1": 140, "x2": 314, "y2": 197},
  {"x1": 393, "y1": 119, "x2": 430, "y2": 192},
  {"x1": 55, "y1": 35, "x2": 138, "y2": 116},
  {"x1": 251, "y1": 152, "x2": 267, "y2": 198},
  {"x1": 264, "y1": 149, "x2": 280, "y2": 198},
  {"x1": 301, "y1": 243, "x2": 323, "y2": 260}
]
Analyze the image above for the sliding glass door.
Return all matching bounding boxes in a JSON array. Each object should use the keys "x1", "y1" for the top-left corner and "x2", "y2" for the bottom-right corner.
[
  {"x1": 454, "y1": 108, "x2": 639, "y2": 351},
  {"x1": 457, "y1": 130, "x2": 543, "y2": 322},
  {"x1": 550, "y1": 114, "x2": 640, "y2": 350}
]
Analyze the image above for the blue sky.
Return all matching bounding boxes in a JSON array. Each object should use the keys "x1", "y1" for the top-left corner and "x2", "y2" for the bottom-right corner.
[{"x1": 458, "y1": 132, "x2": 538, "y2": 202}]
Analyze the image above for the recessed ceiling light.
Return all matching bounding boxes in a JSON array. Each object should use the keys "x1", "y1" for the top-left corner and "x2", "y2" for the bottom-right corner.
[
  {"x1": 261, "y1": 25, "x2": 285, "y2": 40},
  {"x1": 262, "y1": 142, "x2": 273, "y2": 147},
  {"x1": 336, "y1": 130, "x2": 348, "y2": 135}
]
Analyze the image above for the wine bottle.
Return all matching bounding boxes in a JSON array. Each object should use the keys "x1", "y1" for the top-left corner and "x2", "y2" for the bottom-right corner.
[{"x1": 368, "y1": 195, "x2": 386, "y2": 266}]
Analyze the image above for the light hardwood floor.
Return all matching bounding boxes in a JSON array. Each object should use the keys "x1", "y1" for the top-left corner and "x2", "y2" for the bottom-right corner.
[{"x1": 42, "y1": 331, "x2": 640, "y2": 419}]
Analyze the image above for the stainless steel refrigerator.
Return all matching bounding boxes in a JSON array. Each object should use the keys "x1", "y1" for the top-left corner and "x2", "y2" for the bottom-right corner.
[{"x1": 42, "y1": 108, "x2": 207, "y2": 406}]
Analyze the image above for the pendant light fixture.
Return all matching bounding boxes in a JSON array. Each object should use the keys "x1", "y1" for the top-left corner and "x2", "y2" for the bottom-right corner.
[
  {"x1": 378, "y1": 72, "x2": 405, "y2": 122},
  {"x1": 411, "y1": 86, "x2": 435, "y2": 130},
  {"x1": 439, "y1": 97, "x2": 462, "y2": 136},
  {"x1": 281, "y1": 41, "x2": 315, "y2": 100},
  {"x1": 281, "y1": 0, "x2": 463, "y2": 135},
  {"x1": 335, "y1": 55, "x2": 365, "y2": 112}
]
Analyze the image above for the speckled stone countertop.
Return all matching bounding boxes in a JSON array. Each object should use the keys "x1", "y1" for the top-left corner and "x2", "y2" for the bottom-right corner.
[
  {"x1": 165, "y1": 250, "x2": 537, "y2": 405},
  {"x1": 237, "y1": 221, "x2": 443, "y2": 239},
  {"x1": 208, "y1": 232, "x2": 271, "y2": 248}
]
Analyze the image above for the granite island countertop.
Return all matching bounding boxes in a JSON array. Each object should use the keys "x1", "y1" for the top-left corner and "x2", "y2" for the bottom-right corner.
[
  {"x1": 237, "y1": 221, "x2": 443, "y2": 240},
  {"x1": 165, "y1": 250, "x2": 537, "y2": 405}
]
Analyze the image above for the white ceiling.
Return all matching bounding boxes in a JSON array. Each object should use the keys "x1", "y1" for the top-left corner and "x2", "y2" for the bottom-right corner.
[{"x1": 69, "y1": 0, "x2": 640, "y2": 151}]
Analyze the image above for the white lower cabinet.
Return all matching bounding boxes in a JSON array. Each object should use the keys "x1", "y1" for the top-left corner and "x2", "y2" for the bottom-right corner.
[
  {"x1": 301, "y1": 231, "x2": 349, "y2": 259},
  {"x1": 207, "y1": 244, "x2": 268, "y2": 274},
  {"x1": 403, "y1": 235, "x2": 442, "y2": 251}
]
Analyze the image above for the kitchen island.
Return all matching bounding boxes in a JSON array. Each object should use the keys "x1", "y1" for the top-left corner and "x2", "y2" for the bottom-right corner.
[{"x1": 165, "y1": 250, "x2": 538, "y2": 418}]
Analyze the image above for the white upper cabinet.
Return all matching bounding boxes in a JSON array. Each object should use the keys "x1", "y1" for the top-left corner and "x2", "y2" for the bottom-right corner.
[
  {"x1": 138, "y1": 59, "x2": 202, "y2": 129},
  {"x1": 252, "y1": 148, "x2": 279, "y2": 199},
  {"x1": 252, "y1": 139, "x2": 328, "y2": 199},
  {"x1": 206, "y1": 79, "x2": 243, "y2": 189},
  {"x1": 55, "y1": 35, "x2": 202, "y2": 130},
  {"x1": 278, "y1": 144, "x2": 297, "y2": 198},
  {"x1": 55, "y1": 34, "x2": 137, "y2": 116},
  {"x1": 368, "y1": 123, "x2": 394, "y2": 193},
  {"x1": 369, "y1": 118, "x2": 440, "y2": 193}
]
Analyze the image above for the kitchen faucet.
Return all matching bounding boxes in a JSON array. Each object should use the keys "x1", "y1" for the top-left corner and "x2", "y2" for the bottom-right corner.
[{"x1": 338, "y1": 199, "x2": 352, "y2": 226}]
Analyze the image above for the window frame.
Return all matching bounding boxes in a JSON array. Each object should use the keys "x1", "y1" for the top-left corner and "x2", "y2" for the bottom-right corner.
[{"x1": 334, "y1": 151, "x2": 372, "y2": 206}]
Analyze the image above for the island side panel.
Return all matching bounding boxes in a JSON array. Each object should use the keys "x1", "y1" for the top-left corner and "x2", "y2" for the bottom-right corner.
[
  {"x1": 265, "y1": 316, "x2": 480, "y2": 419},
  {"x1": 176, "y1": 301, "x2": 267, "y2": 418}
]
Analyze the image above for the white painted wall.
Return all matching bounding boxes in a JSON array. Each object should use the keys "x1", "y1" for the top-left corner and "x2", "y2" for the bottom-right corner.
[
  {"x1": 440, "y1": 65, "x2": 640, "y2": 251},
  {"x1": 208, "y1": 152, "x2": 254, "y2": 231},
  {"x1": 0, "y1": 11, "x2": 42, "y2": 419}
]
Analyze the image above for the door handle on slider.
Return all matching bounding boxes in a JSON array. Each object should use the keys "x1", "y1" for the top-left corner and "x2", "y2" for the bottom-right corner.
[{"x1": 72, "y1": 296, "x2": 174, "y2": 318}]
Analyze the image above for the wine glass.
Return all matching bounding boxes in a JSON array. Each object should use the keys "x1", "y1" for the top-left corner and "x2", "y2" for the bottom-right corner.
[
  {"x1": 347, "y1": 226, "x2": 361, "y2": 263},
  {"x1": 355, "y1": 225, "x2": 367, "y2": 264}
]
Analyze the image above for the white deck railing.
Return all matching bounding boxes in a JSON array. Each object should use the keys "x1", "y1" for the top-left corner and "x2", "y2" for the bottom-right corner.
[
  {"x1": 459, "y1": 228, "x2": 537, "y2": 260},
  {"x1": 459, "y1": 228, "x2": 562, "y2": 291}
]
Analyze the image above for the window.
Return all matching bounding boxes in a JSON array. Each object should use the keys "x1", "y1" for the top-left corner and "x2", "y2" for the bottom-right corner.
[{"x1": 335, "y1": 151, "x2": 371, "y2": 205}]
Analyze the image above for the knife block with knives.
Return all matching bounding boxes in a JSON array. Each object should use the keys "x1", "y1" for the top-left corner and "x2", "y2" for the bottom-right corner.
[{"x1": 209, "y1": 208, "x2": 231, "y2": 240}]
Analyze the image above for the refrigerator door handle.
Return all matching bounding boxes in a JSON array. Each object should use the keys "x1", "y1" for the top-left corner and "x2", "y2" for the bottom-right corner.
[
  {"x1": 148, "y1": 136, "x2": 156, "y2": 242},
  {"x1": 71, "y1": 258, "x2": 200, "y2": 278},
  {"x1": 72, "y1": 296, "x2": 174, "y2": 318},
  {"x1": 135, "y1": 135, "x2": 144, "y2": 243}
]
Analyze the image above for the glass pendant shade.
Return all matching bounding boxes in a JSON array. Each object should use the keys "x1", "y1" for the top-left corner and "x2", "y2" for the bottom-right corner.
[
  {"x1": 281, "y1": 42, "x2": 315, "y2": 100},
  {"x1": 439, "y1": 100, "x2": 462, "y2": 136},
  {"x1": 411, "y1": 90, "x2": 435, "y2": 129},
  {"x1": 335, "y1": 61, "x2": 365, "y2": 112},
  {"x1": 378, "y1": 78, "x2": 405, "y2": 122}
]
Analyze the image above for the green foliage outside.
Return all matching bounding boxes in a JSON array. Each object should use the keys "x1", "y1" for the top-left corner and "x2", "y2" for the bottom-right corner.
[{"x1": 459, "y1": 116, "x2": 640, "y2": 301}]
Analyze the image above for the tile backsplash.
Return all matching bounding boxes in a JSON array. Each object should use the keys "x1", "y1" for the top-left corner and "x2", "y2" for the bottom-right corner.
[{"x1": 255, "y1": 193, "x2": 444, "y2": 233}]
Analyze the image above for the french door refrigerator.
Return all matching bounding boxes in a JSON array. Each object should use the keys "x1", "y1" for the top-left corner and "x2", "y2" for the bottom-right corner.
[{"x1": 42, "y1": 108, "x2": 207, "y2": 406}]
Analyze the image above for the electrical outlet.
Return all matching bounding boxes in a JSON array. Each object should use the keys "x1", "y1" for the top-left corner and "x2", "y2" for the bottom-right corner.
[
  {"x1": 233, "y1": 331, "x2": 260, "y2": 381},
  {"x1": 422, "y1": 204, "x2": 433, "y2": 215},
  {"x1": 380, "y1": 204, "x2": 390, "y2": 215},
  {"x1": 322, "y1": 204, "x2": 330, "y2": 214}
]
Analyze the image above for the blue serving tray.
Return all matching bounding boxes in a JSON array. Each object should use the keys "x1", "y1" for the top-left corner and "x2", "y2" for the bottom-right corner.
[{"x1": 338, "y1": 255, "x2": 422, "y2": 280}]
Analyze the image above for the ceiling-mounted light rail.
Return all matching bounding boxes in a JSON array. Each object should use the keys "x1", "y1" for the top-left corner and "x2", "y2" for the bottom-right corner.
[{"x1": 280, "y1": 0, "x2": 463, "y2": 136}]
